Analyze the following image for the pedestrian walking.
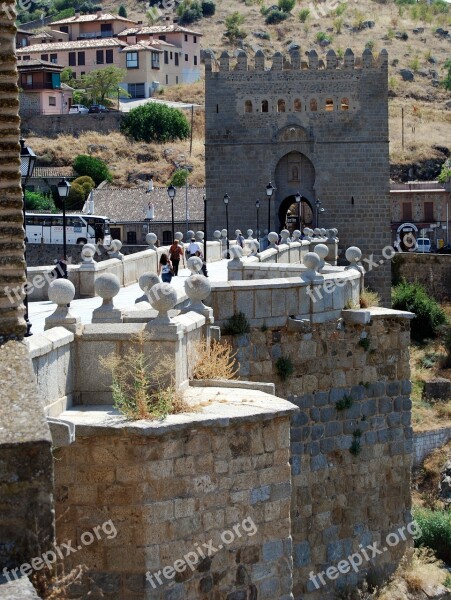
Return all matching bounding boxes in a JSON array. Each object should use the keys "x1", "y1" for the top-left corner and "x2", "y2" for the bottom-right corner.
[
  {"x1": 158, "y1": 253, "x2": 173, "y2": 283},
  {"x1": 169, "y1": 240, "x2": 184, "y2": 276}
]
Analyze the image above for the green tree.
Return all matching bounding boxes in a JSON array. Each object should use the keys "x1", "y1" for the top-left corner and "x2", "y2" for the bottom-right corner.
[
  {"x1": 66, "y1": 182, "x2": 86, "y2": 210},
  {"x1": 24, "y1": 190, "x2": 56, "y2": 212},
  {"x1": 81, "y1": 66, "x2": 126, "y2": 103},
  {"x1": 225, "y1": 12, "x2": 247, "y2": 42},
  {"x1": 201, "y1": 0, "x2": 216, "y2": 16},
  {"x1": 73, "y1": 155, "x2": 112, "y2": 185},
  {"x1": 278, "y1": 0, "x2": 296, "y2": 11},
  {"x1": 177, "y1": 0, "x2": 203, "y2": 24},
  {"x1": 61, "y1": 67, "x2": 75, "y2": 85},
  {"x1": 120, "y1": 103, "x2": 190, "y2": 143},
  {"x1": 442, "y1": 58, "x2": 451, "y2": 91},
  {"x1": 169, "y1": 169, "x2": 189, "y2": 187},
  {"x1": 438, "y1": 159, "x2": 451, "y2": 183},
  {"x1": 118, "y1": 4, "x2": 127, "y2": 17}
]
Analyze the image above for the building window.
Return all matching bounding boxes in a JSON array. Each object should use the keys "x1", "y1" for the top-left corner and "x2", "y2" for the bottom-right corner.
[
  {"x1": 50, "y1": 53, "x2": 57, "y2": 63},
  {"x1": 402, "y1": 202, "x2": 412, "y2": 221},
  {"x1": 78, "y1": 52, "x2": 85, "y2": 66},
  {"x1": 96, "y1": 50, "x2": 104, "y2": 64},
  {"x1": 185, "y1": 54, "x2": 188, "y2": 62},
  {"x1": 26, "y1": 74, "x2": 32, "y2": 85},
  {"x1": 159, "y1": 35, "x2": 166, "y2": 41},
  {"x1": 106, "y1": 49, "x2": 114, "y2": 64},
  {"x1": 184, "y1": 34, "x2": 188, "y2": 42},
  {"x1": 127, "y1": 231, "x2": 137, "y2": 244},
  {"x1": 341, "y1": 97, "x2": 349, "y2": 110},
  {"x1": 41, "y1": 53, "x2": 48, "y2": 61},
  {"x1": 69, "y1": 52, "x2": 76, "y2": 66},
  {"x1": 194, "y1": 35, "x2": 197, "y2": 43},
  {"x1": 166, "y1": 74, "x2": 168, "y2": 84},
  {"x1": 49, "y1": 96, "x2": 56, "y2": 106},
  {"x1": 277, "y1": 99, "x2": 286, "y2": 113},
  {"x1": 325, "y1": 98, "x2": 334, "y2": 111},
  {"x1": 170, "y1": 51, "x2": 173, "y2": 59},
  {"x1": 60, "y1": 26, "x2": 68, "y2": 33},
  {"x1": 80, "y1": 72, "x2": 84, "y2": 77},
  {"x1": 22, "y1": 55, "x2": 30, "y2": 60},
  {"x1": 245, "y1": 100, "x2": 252, "y2": 113},
  {"x1": 162, "y1": 230, "x2": 172, "y2": 245},
  {"x1": 310, "y1": 99, "x2": 317, "y2": 111},
  {"x1": 194, "y1": 55, "x2": 198, "y2": 66},
  {"x1": 164, "y1": 50, "x2": 168, "y2": 64},
  {"x1": 261, "y1": 100, "x2": 268, "y2": 113},
  {"x1": 176, "y1": 75, "x2": 179, "y2": 84},
  {"x1": 175, "y1": 53, "x2": 179, "y2": 66},
  {"x1": 294, "y1": 98, "x2": 302, "y2": 112},
  {"x1": 151, "y1": 52, "x2": 160, "y2": 69},
  {"x1": 424, "y1": 202, "x2": 434, "y2": 221},
  {"x1": 126, "y1": 52, "x2": 138, "y2": 68}
]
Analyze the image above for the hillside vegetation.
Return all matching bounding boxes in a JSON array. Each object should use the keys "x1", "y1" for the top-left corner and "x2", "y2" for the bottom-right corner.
[{"x1": 23, "y1": 0, "x2": 451, "y2": 184}]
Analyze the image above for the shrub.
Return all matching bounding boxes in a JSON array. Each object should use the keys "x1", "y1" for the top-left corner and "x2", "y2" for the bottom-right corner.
[
  {"x1": 359, "y1": 287, "x2": 380, "y2": 308},
  {"x1": 316, "y1": 31, "x2": 332, "y2": 43},
  {"x1": 336, "y1": 395, "x2": 353, "y2": 410},
  {"x1": 24, "y1": 190, "x2": 56, "y2": 212},
  {"x1": 73, "y1": 155, "x2": 112, "y2": 185},
  {"x1": 201, "y1": 0, "x2": 216, "y2": 16},
  {"x1": 438, "y1": 158, "x2": 451, "y2": 182},
  {"x1": 278, "y1": 0, "x2": 295, "y2": 12},
  {"x1": 349, "y1": 430, "x2": 362, "y2": 455},
  {"x1": 170, "y1": 169, "x2": 189, "y2": 187},
  {"x1": 222, "y1": 312, "x2": 250, "y2": 336},
  {"x1": 265, "y1": 9, "x2": 289, "y2": 24},
  {"x1": 118, "y1": 4, "x2": 127, "y2": 17},
  {"x1": 190, "y1": 339, "x2": 239, "y2": 380},
  {"x1": 177, "y1": 0, "x2": 203, "y2": 24},
  {"x1": 225, "y1": 12, "x2": 247, "y2": 42},
  {"x1": 334, "y1": 17, "x2": 343, "y2": 33},
  {"x1": 275, "y1": 356, "x2": 294, "y2": 380},
  {"x1": 299, "y1": 8, "x2": 310, "y2": 21},
  {"x1": 101, "y1": 345, "x2": 188, "y2": 420},
  {"x1": 413, "y1": 507, "x2": 451, "y2": 564},
  {"x1": 121, "y1": 103, "x2": 190, "y2": 143},
  {"x1": 441, "y1": 328, "x2": 451, "y2": 368},
  {"x1": 334, "y1": 3, "x2": 346, "y2": 16},
  {"x1": 66, "y1": 182, "x2": 86, "y2": 210},
  {"x1": 392, "y1": 281, "x2": 446, "y2": 342}
]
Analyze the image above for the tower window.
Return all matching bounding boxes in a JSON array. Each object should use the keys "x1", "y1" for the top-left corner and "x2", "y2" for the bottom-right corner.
[
  {"x1": 310, "y1": 99, "x2": 317, "y2": 112},
  {"x1": 341, "y1": 97, "x2": 349, "y2": 110},
  {"x1": 294, "y1": 98, "x2": 302, "y2": 112},
  {"x1": 325, "y1": 98, "x2": 334, "y2": 111},
  {"x1": 245, "y1": 100, "x2": 252, "y2": 113},
  {"x1": 277, "y1": 99, "x2": 286, "y2": 113},
  {"x1": 261, "y1": 100, "x2": 269, "y2": 113}
]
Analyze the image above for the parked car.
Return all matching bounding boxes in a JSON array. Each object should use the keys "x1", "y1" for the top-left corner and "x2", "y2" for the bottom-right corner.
[
  {"x1": 69, "y1": 104, "x2": 89, "y2": 114},
  {"x1": 416, "y1": 237, "x2": 431, "y2": 253},
  {"x1": 438, "y1": 244, "x2": 451, "y2": 254},
  {"x1": 88, "y1": 104, "x2": 109, "y2": 113}
]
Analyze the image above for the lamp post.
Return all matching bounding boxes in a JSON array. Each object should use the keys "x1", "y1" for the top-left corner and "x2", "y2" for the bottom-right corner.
[
  {"x1": 20, "y1": 138, "x2": 37, "y2": 336},
  {"x1": 203, "y1": 194, "x2": 207, "y2": 264},
  {"x1": 167, "y1": 184, "x2": 176, "y2": 241},
  {"x1": 266, "y1": 181, "x2": 275, "y2": 233},
  {"x1": 315, "y1": 198, "x2": 324, "y2": 228},
  {"x1": 295, "y1": 191, "x2": 301, "y2": 231},
  {"x1": 223, "y1": 193, "x2": 230, "y2": 258},
  {"x1": 255, "y1": 199, "x2": 260, "y2": 241},
  {"x1": 117, "y1": 87, "x2": 121, "y2": 111},
  {"x1": 57, "y1": 179, "x2": 71, "y2": 268}
]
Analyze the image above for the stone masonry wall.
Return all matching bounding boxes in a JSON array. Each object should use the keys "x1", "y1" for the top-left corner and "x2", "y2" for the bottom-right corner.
[
  {"x1": 393, "y1": 253, "x2": 451, "y2": 301},
  {"x1": 413, "y1": 426, "x2": 451, "y2": 467},
  {"x1": 54, "y1": 412, "x2": 295, "y2": 599},
  {"x1": 224, "y1": 312, "x2": 412, "y2": 597}
]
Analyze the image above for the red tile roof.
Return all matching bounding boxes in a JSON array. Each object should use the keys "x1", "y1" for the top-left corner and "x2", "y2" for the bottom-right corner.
[
  {"x1": 50, "y1": 12, "x2": 137, "y2": 25},
  {"x1": 17, "y1": 38, "x2": 126, "y2": 53}
]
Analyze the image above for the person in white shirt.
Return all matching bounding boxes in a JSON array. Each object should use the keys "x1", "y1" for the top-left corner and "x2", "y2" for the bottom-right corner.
[{"x1": 187, "y1": 238, "x2": 201, "y2": 258}]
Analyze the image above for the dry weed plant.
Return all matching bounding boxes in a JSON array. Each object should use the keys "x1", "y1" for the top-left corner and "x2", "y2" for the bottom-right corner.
[
  {"x1": 31, "y1": 564, "x2": 104, "y2": 599},
  {"x1": 190, "y1": 338, "x2": 239, "y2": 381},
  {"x1": 100, "y1": 335, "x2": 188, "y2": 419},
  {"x1": 359, "y1": 288, "x2": 381, "y2": 308}
]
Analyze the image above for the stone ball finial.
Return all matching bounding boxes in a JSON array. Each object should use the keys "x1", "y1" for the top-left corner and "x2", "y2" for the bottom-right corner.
[
  {"x1": 187, "y1": 256, "x2": 203, "y2": 273},
  {"x1": 146, "y1": 232, "x2": 158, "y2": 247},
  {"x1": 280, "y1": 229, "x2": 290, "y2": 243},
  {"x1": 268, "y1": 232, "x2": 278, "y2": 247},
  {"x1": 314, "y1": 244, "x2": 329, "y2": 260},
  {"x1": 303, "y1": 252, "x2": 321, "y2": 272},
  {"x1": 186, "y1": 229, "x2": 195, "y2": 240},
  {"x1": 109, "y1": 239, "x2": 122, "y2": 252},
  {"x1": 320, "y1": 228, "x2": 327, "y2": 237},
  {"x1": 81, "y1": 243, "x2": 96, "y2": 263},
  {"x1": 48, "y1": 279, "x2": 75, "y2": 306},
  {"x1": 95, "y1": 273, "x2": 121, "y2": 301},
  {"x1": 185, "y1": 273, "x2": 211, "y2": 305},
  {"x1": 345, "y1": 246, "x2": 362, "y2": 264},
  {"x1": 229, "y1": 245, "x2": 244, "y2": 260},
  {"x1": 174, "y1": 231, "x2": 183, "y2": 242},
  {"x1": 139, "y1": 272, "x2": 160, "y2": 294},
  {"x1": 332, "y1": 228, "x2": 338, "y2": 237},
  {"x1": 313, "y1": 228, "x2": 321, "y2": 237},
  {"x1": 303, "y1": 227, "x2": 313, "y2": 239},
  {"x1": 221, "y1": 228, "x2": 228, "y2": 238},
  {"x1": 213, "y1": 230, "x2": 222, "y2": 240},
  {"x1": 292, "y1": 230, "x2": 301, "y2": 241},
  {"x1": 148, "y1": 283, "x2": 177, "y2": 322},
  {"x1": 247, "y1": 229, "x2": 253, "y2": 239},
  {"x1": 195, "y1": 231, "x2": 204, "y2": 241}
]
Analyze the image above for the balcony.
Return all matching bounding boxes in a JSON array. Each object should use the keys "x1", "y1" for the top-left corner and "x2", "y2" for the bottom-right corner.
[
  {"x1": 78, "y1": 30, "x2": 114, "y2": 39},
  {"x1": 20, "y1": 82, "x2": 61, "y2": 90}
]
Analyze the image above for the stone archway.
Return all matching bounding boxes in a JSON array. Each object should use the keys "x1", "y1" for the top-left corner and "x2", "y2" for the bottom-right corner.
[
  {"x1": 278, "y1": 195, "x2": 314, "y2": 232},
  {"x1": 274, "y1": 151, "x2": 315, "y2": 232}
]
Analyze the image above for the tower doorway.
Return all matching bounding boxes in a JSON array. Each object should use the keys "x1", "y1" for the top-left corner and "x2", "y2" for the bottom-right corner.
[{"x1": 278, "y1": 195, "x2": 314, "y2": 233}]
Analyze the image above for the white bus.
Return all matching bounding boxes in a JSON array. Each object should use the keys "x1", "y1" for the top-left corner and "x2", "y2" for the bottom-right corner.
[{"x1": 25, "y1": 213, "x2": 111, "y2": 246}]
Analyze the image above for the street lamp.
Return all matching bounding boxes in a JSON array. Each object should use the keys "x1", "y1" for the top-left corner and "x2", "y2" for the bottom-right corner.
[
  {"x1": 223, "y1": 193, "x2": 230, "y2": 258},
  {"x1": 117, "y1": 87, "x2": 121, "y2": 111},
  {"x1": 266, "y1": 181, "x2": 275, "y2": 233},
  {"x1": 255, "y1": 199, "x2": 260, "y2": 241},
  {"x1": 57, "y1": 179, "x2": 71, "y2": 268},
  {"x1": 20, "y1": 139, "x2": 37, "y2": 337},
  {"x1": 167, "y1": 184, "x2": 176, "y2": 241},
  {"x1": 203, "y1": 194, "x2": 207, "y2": 265},
  {"x1": 295, "y1": 191, "x2": 301, "y2": 231}
]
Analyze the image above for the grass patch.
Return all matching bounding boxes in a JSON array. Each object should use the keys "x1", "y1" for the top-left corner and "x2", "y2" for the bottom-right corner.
[
  {"x1": 275, "y1": 355, "x2": 294, "y2": 380},
  {"x1": 413, "y1": 507, "x2": 451, "y2": 564}
]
